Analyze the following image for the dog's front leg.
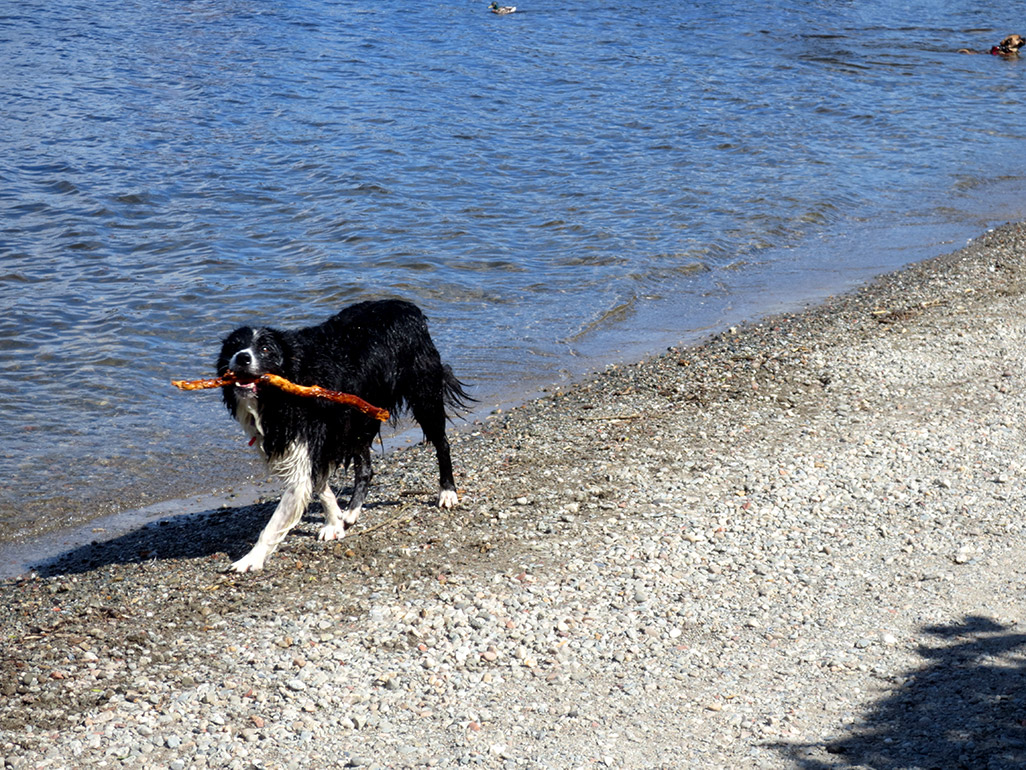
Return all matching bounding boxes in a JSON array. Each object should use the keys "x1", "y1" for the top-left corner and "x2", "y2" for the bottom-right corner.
[
  {"x1": 317, "y1": 484, "x2": 347, "y2": 541},
  {"x1": 231, "y1": 484, "x2": 309, "y2": 572},
  {"x1": 232, "y1": 445, "x2": 313, "y2": 572},
  {"x1": 321, "y1": 445, "x2": 374, "y2": 539}
]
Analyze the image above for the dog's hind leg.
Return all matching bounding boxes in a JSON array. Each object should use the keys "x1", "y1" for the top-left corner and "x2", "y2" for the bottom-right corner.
[
  {"x1": 231, "y1": 443, "x2": 313, "y2": 572},
  {"x1": 412, "y1": 404, "x2": 458, "y2": 509},
  {"x1": 432, "y1": 436, "x2": 458, "y2": 509}
]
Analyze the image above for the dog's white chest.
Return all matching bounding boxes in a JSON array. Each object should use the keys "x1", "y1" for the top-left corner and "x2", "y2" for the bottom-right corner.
[{"x1": 234, "y1": 394, "x2": 264, "y2": 451}]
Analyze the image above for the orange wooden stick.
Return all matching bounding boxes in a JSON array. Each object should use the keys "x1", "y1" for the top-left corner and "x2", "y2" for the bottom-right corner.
[
  {"x1": 171, "y1": 376, "x2": 234, "y2": 391},
  {"x1": 171, "y1": 371, "x2": 390, "y2": 422}
]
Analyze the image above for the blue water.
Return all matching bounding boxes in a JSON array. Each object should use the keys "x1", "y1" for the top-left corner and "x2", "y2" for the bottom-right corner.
[{"x1": 2, "y1": 0, "x2": 1025, "y2": 558}]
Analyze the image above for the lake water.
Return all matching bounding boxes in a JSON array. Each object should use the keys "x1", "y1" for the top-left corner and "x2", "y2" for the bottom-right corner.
[{"x1": 2, "y1": 0, "x2": 1025, "y2": 570}]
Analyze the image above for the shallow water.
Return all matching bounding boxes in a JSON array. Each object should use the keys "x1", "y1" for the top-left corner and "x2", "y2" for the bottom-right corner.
[{"x1": 2, "y1": 0, "x2": 1025, "y2": 561}]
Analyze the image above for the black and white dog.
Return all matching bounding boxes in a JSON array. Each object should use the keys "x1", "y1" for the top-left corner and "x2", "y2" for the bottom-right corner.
[{"x1": 216, "y1": 299, "x2": 468, "y2": 572}]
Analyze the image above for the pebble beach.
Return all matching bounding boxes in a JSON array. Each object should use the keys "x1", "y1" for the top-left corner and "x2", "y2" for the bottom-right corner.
[{"x1": 4, "y1": 222, "x2": 1026, "y2": 769}]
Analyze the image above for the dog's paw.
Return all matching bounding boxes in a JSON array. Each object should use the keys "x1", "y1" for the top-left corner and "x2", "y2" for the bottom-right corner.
[
  {"x1": 438, "y1": 489, "x2": 458, "y2": 509},
  {"x1": 231, "y1": 547, "x2": 268, "y2": 573},
  {"x1": 341, "y1": 505, "x2": 362, "y2": 528},
  {"x1": 318, "y1": 523, "x2": 347, "y2": 541}
]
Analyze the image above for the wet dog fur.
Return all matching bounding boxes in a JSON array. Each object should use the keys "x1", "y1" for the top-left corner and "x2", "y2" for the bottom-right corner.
[{"x1": 216, "y1": 299, "x2": 468, "y2": 572}]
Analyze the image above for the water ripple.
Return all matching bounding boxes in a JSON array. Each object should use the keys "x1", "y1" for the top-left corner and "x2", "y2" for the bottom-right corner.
[{"x1": 1, "y1": 0, "x2": 1025, "y2": 544}]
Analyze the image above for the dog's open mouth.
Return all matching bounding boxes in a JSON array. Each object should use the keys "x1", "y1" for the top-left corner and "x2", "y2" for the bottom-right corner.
[{"x1": 224, "y1": 370, "x2": 261, "y2": 395}]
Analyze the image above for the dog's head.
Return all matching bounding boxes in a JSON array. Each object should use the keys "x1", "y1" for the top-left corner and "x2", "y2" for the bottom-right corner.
[
  {"x1": 997, "y1": 34, "x2": 1025, "y2": 55},
  {"x1": 217, "y1": 326, "x2": 286, "y2": 397}
]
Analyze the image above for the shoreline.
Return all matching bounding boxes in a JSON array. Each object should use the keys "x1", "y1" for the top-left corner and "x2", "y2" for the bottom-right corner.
[{"x1": 4, "y1": 222, "x2": 1026, "y2": 768}]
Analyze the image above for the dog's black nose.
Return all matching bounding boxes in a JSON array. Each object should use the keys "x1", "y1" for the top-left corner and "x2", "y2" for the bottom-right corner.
[{"x1": 233, "y1": 351, "x2": 252, "y2": 369}]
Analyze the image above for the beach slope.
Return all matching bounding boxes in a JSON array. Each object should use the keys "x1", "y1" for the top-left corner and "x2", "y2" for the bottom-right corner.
[{"x1": 4, "y1": 223, "x2": 1026, "y2": 768}]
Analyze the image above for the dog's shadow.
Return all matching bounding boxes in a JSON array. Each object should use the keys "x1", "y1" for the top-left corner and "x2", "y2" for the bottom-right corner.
[{"x1": 30, "y1": 494, "x2": 399, "y2": 578}]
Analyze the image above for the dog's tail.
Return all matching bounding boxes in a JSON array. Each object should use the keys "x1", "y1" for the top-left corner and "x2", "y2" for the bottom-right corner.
[{"x1": 442, "y1": 365, "x2": 474, "y2": 416}]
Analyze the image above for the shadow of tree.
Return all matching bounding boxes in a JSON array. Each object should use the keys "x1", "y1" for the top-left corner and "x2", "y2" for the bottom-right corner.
[{"x1": 780, "y1": 615, "x2": 1026, "y2": 769}]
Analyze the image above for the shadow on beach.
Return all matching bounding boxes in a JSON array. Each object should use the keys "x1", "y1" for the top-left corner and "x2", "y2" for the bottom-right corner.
[
  {"x1": 29, "y1": 502, "x2": 278, "y2": 577},
  {"x1": 29, "y1": 485, "x2": 408, "y2": 578},
  {"x1": 779, "y1": 615, "x2": 1026, "y2": 769}
]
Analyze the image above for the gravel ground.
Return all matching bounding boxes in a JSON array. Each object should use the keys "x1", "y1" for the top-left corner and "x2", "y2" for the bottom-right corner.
[{"x1": 4, "y1": 223, "x2": 1026, "y2": 769}]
